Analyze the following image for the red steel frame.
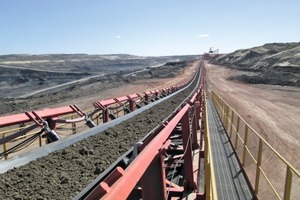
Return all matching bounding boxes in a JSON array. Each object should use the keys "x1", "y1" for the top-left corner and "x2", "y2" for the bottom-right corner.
[
  {"x1": 0, "y1": 62, "x2": 203, "y2": 198},
  {"x1": 0, "y1": 106, "x2": 77, "y2": 128},
  {"x1": 0, "y1": 77, "x2": 193, "y2": 151},
  {"x1": 0, "y1": 80, "x2": 191, "y2": 128},
  {"x1": 93, "y1": 81, "x2": 191, "y2": 123},
  {"x1": 84, "y1": 82, "x2": 205, "y2": 199}
]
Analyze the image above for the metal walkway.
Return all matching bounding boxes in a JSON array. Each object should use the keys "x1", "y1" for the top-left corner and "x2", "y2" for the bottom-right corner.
[{"x1": 206, "y1": 99, "x2": 255, "y2": 200}]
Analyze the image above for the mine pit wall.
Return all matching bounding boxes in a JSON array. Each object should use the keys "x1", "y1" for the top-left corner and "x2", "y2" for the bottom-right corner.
[{"x1": 0, "y1": 62, "x2": 202, "y2": 199}]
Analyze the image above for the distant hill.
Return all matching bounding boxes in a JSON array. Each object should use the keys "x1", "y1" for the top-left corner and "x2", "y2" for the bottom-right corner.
[
  {"x1": 0, "y1": 53, "x2": 201, "y2": 73},
  {"x1": 0, "y1": 53, "x2": 201, "y2": 62},
  {"x1": 210, "y1": 42, "x2": 300, "y2": 86}
]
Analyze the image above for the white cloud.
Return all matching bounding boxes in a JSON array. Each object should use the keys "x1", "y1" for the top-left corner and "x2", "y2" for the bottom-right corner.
[
  {"x1": 197, "y1": 34, "x2": 210, "y2": 38},
  {"x1": 116, "y1": 35, "x2": 121, "y2": 38}
]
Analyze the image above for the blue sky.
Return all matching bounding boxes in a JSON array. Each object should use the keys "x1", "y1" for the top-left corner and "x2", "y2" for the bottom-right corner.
[{"x1": 0, "y1": 0, "x2": 299, "y2": 56}]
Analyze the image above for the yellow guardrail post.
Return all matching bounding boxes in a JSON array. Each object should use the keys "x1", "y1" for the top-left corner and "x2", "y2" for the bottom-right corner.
[
  {"x1": 255, "y1": 137, "x2": 263, "y2": 194},
  {"x1": 242, "y1": 125, "x2": 249, "y2": 166},
  {"x1": 39, "y1": 134, "x2": 42, "y2": 147},
  {"x1": 72, "y1": 123, "x2": 76, "y2": 134},
  {"x1": 234, "y1": 116, "x2": 240, "y2": 149},
  {"x1": 2, "y1": 133, "x2": 8, "y2": 160},
  {"x1": 204, "y1": 96, "x2": 210, "y2": 199},
  {"x1": 204, "y1": 136, "x2": 211, "y2": 199},
  {"x1": 229, "y1": 110, "x2": 234, "y2": 139},
  {"x1": 226, "y1": 105, "x2": 230, "y2": 129},
  {"x1": 204, "y1": 94, "x2": 218, "y2": 200},
  {"x1": 283, "y1": 166, "x2": 293, "y2": 200},
  {"x1": 96, "y1": 115, "x2": 99, "y2": 125},
  {"x1": 221, "y1": 100, "x2": 225, "y2": 123},
  {"x1": 71, "y1": 115, "x2": 76, "y2": 135}
]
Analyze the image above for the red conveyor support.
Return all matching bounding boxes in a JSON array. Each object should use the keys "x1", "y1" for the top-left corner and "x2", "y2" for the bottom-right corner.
[{"x1": 101, "y1": 104, "x2": 190, "y2": 199}]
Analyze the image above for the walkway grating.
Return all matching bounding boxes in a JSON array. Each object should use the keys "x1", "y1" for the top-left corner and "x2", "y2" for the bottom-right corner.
[{"x1": 206, "y1": 99, "x2": 255, "y2": 200}]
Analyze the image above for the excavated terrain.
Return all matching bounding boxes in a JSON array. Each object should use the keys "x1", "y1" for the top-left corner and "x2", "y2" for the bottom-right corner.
[
  {"x1": 210, "y1": 42, "x2": 300, "y2": 86},
  {"x1": 0, "y1": 70, "x2": 198, "y2": 199},
  {"x1": 0, "y1": 60, "x2": 190, "y2": 115}
]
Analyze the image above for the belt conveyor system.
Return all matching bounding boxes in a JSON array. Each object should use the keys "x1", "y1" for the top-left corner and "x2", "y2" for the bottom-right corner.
[{"x1": 0, "y1": 60, "x2": 262, "y2": 199}]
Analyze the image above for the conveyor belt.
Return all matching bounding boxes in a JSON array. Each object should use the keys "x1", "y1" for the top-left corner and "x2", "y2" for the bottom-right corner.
[
  {"x1": 0, "y1": 87, "x2": 184, "y2": 174},
  {"x1": 206, "y1": 99, "x2": 254, "y2": 200}
]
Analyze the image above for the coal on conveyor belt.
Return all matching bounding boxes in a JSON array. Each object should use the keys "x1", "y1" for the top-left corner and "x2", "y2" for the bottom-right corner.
[{"x1": 0, "y1": 70, "x2": 199, "y2": 200}]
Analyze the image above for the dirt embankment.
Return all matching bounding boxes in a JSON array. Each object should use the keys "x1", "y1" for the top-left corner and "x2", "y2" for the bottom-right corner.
[
  {"x1": 210, "y1": 42, "x2": 300, "y2": 86},
  {"x1": 0, "y1": 67, "x2": 199, "y2": 199}
]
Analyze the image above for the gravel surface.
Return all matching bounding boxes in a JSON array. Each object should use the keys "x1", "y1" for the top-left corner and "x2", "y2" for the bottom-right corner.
[{"x1": 0, "y1": 69, "x2": 199, "y2": 199}]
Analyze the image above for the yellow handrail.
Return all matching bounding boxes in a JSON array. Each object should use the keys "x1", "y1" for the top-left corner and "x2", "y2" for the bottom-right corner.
[
  {"x1": 204, "y1": 93, "x2": 218, "y2": 200},
  {"x1": 211, "y1": 90, "x2": 300, "y2": 199}
]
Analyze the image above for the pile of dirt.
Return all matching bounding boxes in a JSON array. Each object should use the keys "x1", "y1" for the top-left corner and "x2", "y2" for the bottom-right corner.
[
  {"x1": 210, "y1": 42, "x2": 300, "y2": 86},
  {"x1": 227, "y1": 71, "x2": 298, "y2": 85},
  {"x1": 0, "y1": 69, "x2": 199, "y2": 199}
]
